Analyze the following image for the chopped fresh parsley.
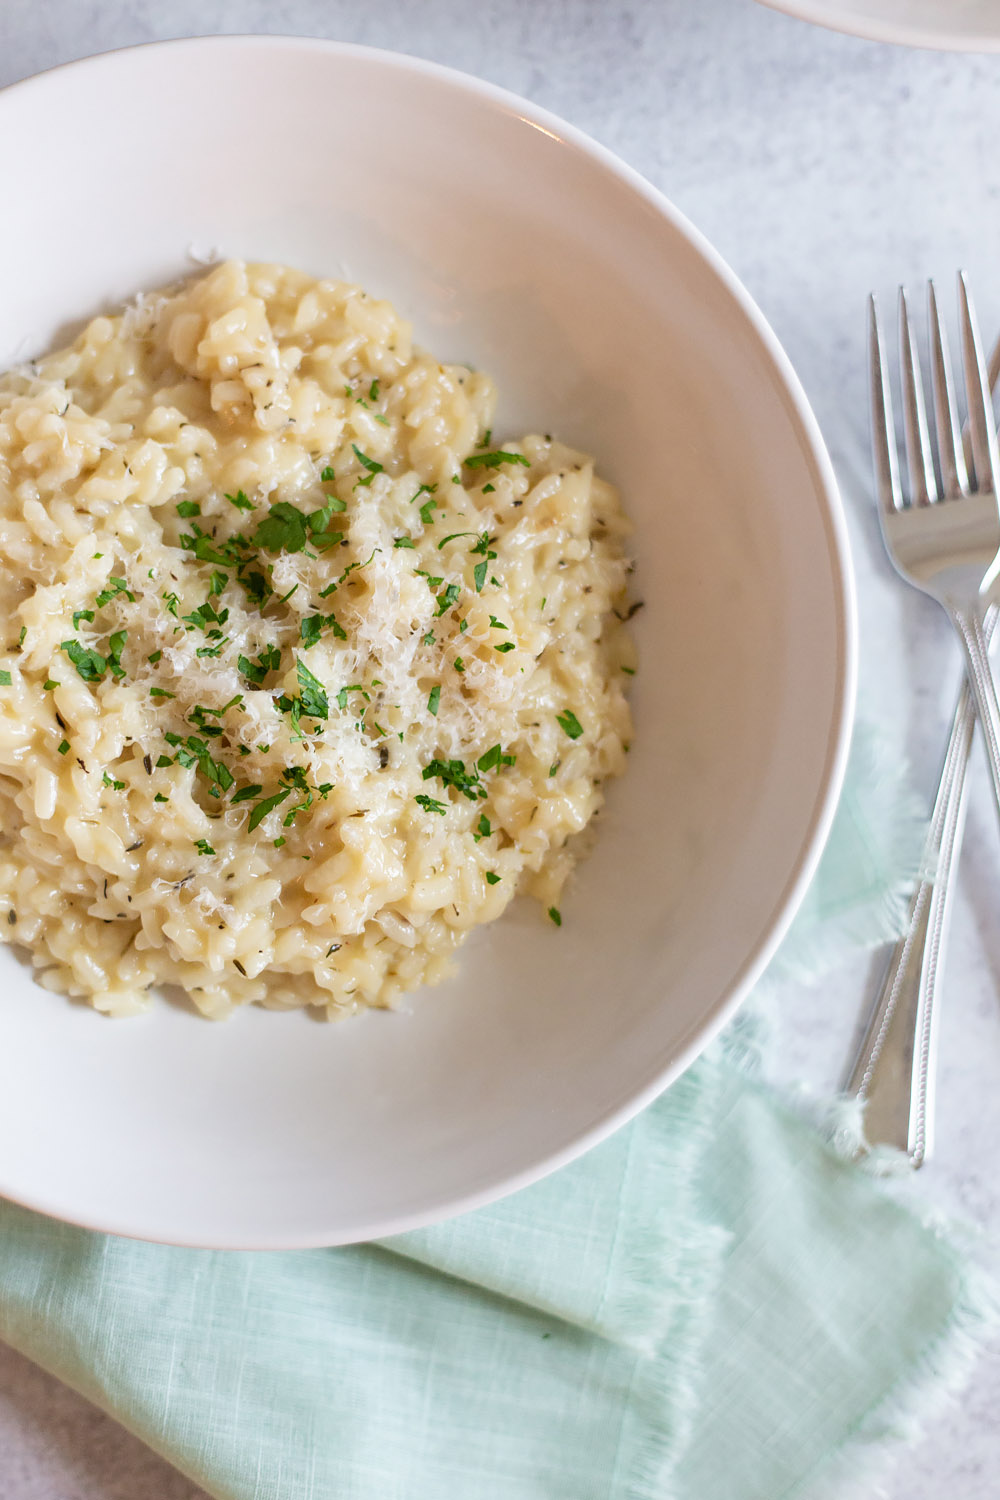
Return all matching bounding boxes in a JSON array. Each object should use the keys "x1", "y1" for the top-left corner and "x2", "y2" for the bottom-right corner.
[
  {"x1": 335, "y1": 683, "x2": 370, "y2": 713},
  {"x1": 149, "y1": 687, "x2": 176, "y2": 700},
  {"x1": 474, "y1": 814, "x2": 492, "y2": 841},
  {"x1": 411, "y1": 482, "x2": 437, "y2": 506},
  {"x1": 422, "y1": 630, "x2": 436, "y2": 646},
  {"x1": 494, "y1": 641, "x2": 516, "y2": 653},
  {"x1": 394, "y1": 536, "x2": 415, "y2": 549},
  {"x1": 296, "y1": 658, "x2": 329, "y2": 719},
  {"x1": 482, "y1": 483, "x2": 495, "y2": 494},
  {"x1": 485, "y1": 871, "x2": 501, "y2": 885},
  {"x1": 454, "y1": 656, "x2": 465, "y2": 673},
  {"x1": 320, "y1": 465, "x2": 336, "y2": 482},
  {"x1": 548, "y1": 761, "x2": 559, "y2": 777},
  {"x1": 43, "y1": 679, "x2": 57, "y2": 691},
  {"x1": 435, "y1": 583, "x2": 461, "y2": 617},
  {"x1": 17, "y1": 627, "x2": 25, "y2": 647},
  {"x1": 415, "y1": 793, "x2": 447, "y2": 815},
  {"x1": 176, "y1": 500, "x2": 200, "y2": 518},
  {"x1": 147, "y1": 650, "x2": 162, "y2": 665},
  {"x1": 422, "y1": 757, "x2": 487, "y2": 802},
  {"x1": 477, "y1": 744, "x2": 516, "y2": 773},
  {"x1": 231, "y1": 784, "x2": 263, "y2": 805},
  {"x1": 464, "y1": 450, "x2": 530, "y2": 470},
  {"x1": 57, "y1": 739, "x2": 70, "y2": 755},
  {"x1": 253, "y1": 501, "x2": 308, "y2": 554},
  {"x1": 247, "y1": 788, "x2": 292, "y2": 832},
  {"x1": 238, "y1": 644, "x2": 282, "y2": 685},
  {"x1": 72, "y1": 608, "x2": 95, "y2": 629},
  {"x1": 351, "y1": 444, "x2": 384, "y2": 487},
  {"x1": 300, "y1": 613, "x2": 346, "y2": 648},
  {"x1": 427, "y1": 684, "x2": 441, "y2": 716},
  {"x1": 299, "y1": 616, "x2": 323, "y2": 649},
  {"x1": 59, "y1": 640, "x2": 108, "y2": 684},
  {"x1": 154, "y1": 791, "x2": 170, "y2": 802},
  {"x1": 556, "y1": 709, "x2": 584, "y2": 740},
  {"x1": 194, "y1": 839, "x2": 216, "y2": 856},
  {"x1": 183, "y1": 599, "x2": 229, "y2": 633},
  {"x1": 548, "y1": 907, "x2": 562, "y2": 927},
  {"x1": 488, "y1": 616, "x2": 508, "y2": 630},
  {"x1": 95, "y1": 577, "x2": 135, "y2": 608},
  {"x1": 107, "y1": 631, "x2": 127, "y2": 681},
  {"x1": 369, "y1": 379, "x2": 380, "y2": 401},
  {"x1": 163, "y1": 592, "x2": 180, "y2": 617},
  {"x1": 622, "y1": 665, "x2": 636, "y2": 675},
  {"x1": 225, "y1": 489, "x2": 255, "y2": 512},
  {"x1": 102, "y1": 771, "x2": 125, "y2": 791},
  {"x1": 307, "y1": 495, "x2": 347, "y2": 549}
]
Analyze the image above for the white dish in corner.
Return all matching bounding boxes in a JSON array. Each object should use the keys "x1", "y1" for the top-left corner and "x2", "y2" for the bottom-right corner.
[
  {"x1": 0, "y1": 36, "x2": 855, "y2": 1249},
  {"x1": 757, "y1": 0, "x2": 1000, "y2": 51}
]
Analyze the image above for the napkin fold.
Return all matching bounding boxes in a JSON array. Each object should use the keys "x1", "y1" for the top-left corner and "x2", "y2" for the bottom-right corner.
[{"x1": 0, "y1": 723, "x2": 993, "y2": 1500}]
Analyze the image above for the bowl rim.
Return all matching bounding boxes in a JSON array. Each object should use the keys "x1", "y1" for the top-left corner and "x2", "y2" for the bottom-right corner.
[
  {"x1": 0, "y1": 33, "x2": 857, "y2": 1249},
  {"x1": 755, "y1": 0, "x2": 1000, "y2": 52}
]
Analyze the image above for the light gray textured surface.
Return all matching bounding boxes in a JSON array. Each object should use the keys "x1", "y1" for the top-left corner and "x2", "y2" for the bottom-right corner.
[{"x1": 1, "y1": 0, "x2": 999, "y2": 1495}]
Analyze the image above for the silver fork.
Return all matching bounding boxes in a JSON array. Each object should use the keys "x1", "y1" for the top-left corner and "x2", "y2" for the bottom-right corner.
[
  {"x1": 847, "y1": 291, "x2": 1000, "y2": 1165},
  {"x1": 870, "y1": 273, "x2": 1000, "y2": 824}
]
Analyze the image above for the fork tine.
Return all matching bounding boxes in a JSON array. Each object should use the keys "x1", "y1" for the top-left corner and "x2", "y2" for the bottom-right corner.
[
  {"x1": 898, "y1": 287, "x2": 937, "y2": 506},
  {"x1": 958, "y1": 270, "x2": 1000, "y2": 495},
  {"x1": 869, "y1": 294, "x2": 903, "y2": 514},
  {"x1": 928, "y1": 280, "x2": 969, "y2": 497}
]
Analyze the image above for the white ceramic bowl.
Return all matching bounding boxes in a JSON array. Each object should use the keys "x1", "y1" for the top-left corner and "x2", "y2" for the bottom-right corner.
[
  {"x1": 0, "y1": 37, "x2": 854, "y2": 1249},
  {"x1": 757, "y1": 0, "x2": 1000, "y2": 51}
]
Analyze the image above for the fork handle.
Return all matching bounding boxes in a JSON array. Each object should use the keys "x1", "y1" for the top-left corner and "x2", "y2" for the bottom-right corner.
[
  {"x1": 843, "y1": 657, "x2": 975, "y2": 1164},
  {"x1": 949, "y1": 603, "x2": 1000, "y2": 827}
]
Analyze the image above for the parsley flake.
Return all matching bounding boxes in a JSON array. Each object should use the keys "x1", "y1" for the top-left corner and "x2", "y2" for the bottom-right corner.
[
  {"x1": 548, "y1": 907, "x2": 562, "y2": 927},
  {"x1": 60, "y1": 640, "x2": 107, "y2": 684},
  {"x1": 415, "y1": 793, "x2": 447, "y2": 815},
  {"x1": 195, "y1": 839, "x2": 216, "y2": 856},
  {"x1": 464, "y1": 450, "x2": 530, "y2": 470},
  {"x1": 247, "y1": 788, "x2": 292, "y2": 832},
  {"x1": 557, "y1": 709, "x2": 584, "y2": 740},
  {"x1": 95, "y1": 577, "x2": 135, "y2": 608},
  {"x1": 253, "y1": 501, "x2": 308, "y2": 554},
  {"x1": 485, "y1": 871, "x2": 501, "y2": 885},
  {"x1": 427, "y1": 684, "x2": 441, "y2": 716},
  {"x1": 351, "y1": 444, "x2": 384, "y2": 487}
]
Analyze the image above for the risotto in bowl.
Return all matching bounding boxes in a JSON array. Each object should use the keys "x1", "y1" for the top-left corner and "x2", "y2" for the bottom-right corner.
[
  {"x1": 0, "y1": 260, "x2": 633, "y2": 1020},
  {"x1": 0, "y1": 38, "x2": 853, "y2": 1247}
]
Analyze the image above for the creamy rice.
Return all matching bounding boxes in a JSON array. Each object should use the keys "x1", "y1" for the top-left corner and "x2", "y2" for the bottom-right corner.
[{"x1": 0, "y1": 260, "x2": 633, "y2": 1019}]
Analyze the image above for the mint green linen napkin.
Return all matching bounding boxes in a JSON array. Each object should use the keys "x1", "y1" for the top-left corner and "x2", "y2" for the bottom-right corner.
[{"x1": 0, "y1": 725, "x2": 992, "y2": 1500}]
